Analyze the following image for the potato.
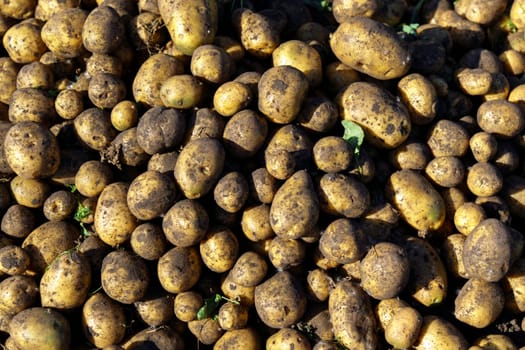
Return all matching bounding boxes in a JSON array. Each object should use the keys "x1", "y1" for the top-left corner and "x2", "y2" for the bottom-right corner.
[
  {"x1": 264, "y1": 124, "x2": 313, "y2": 180},
  {"x1": 0, "y1": 245, "x2": 30, "y2": 275},
  {"x1": 318, "y1": 218, "x2": 366, "y2": 265},
  {"x1": 41, "y1": 8, "x2": 87, "y2": 59},
  {"x1": 329, "y1": 281, "x2": 377, "y2": 350},
  {"x1": 0, "y1": 0, "x2": 35, "y2": 19},
  {"x1": 1, "y1": 204, "x2": 36, "y2": 239},
  {"x1": 0, "y1": 58, "x2": 18, "y2": 105},
  {"x1": 42, "y1": 190, "x2": 76, "y2": 221},
  {"x1": 413, "y1": 315, "x2": 468, "y2": 350},
  {"x1": 375, "y1": 298, "x2": 409, "y2": 332},
  {"x1": 318, "y1": 173, "x2": 370, "y2": 218},
  {"x1": 426, "y1": 119, "x2": 470, "y2": 157},
  {"x1": 0, "y1": 276, "x2": 38, "y2": 330},
  {"x1": 88, "y1": 73, "x2": 126, "y2": 109},
  {"x1": 214, "y1": 35, "x2": 244, "y2": 62},
  {"x1": 296, "y1": 95, "x2": 339, "y2": 133},
  {"x1": 213, "y1": 81, "x2": 253, "y2": 117},
  {"x1": 249, "y1": 168, "x2": 278, "y2": 204},
  {"x1": 214, "y1": 171, "x2": 249, "y2": 214},
  {"x1": 191, "y1": 44, "x2": 232, "y2": 84},
  {"x1": 386, "y1": 169, "x2": 446, "y2": 232},
  {"x1": 466, "y1": 162, "x2": 503, "y2": 197},
  {"x1": 9, "y1": 307, "x2": 71, "y2": 350},
  {"x1": 111, "y1": 100, "x2": 138, "y2": 131},
  {"x1": 425, "y1": 156, "x2": 465, "y2": 188},
  {"x1": 4, "y1": 121, "x2": 60, "y2": 179},
  {"x1": 8, "y1": 88, "x2": 56, "y2": 124},
  {"x1": 22, "y1": 221, "x2": 79, "y2": 274},
  {"x1": 312, "y1": 136, "x2": 352, "y2": 173},
  {"x1": 158, "y1": 246, "x2": 202, "y2": 293},
  {"x1": 9, "y1": 176, "x2": 50, "y2": 208},
  {"x1": 403, "y1": 236, "x2": 448, "y2": 307},
  {"x1": 503, "y1": 258, "x2": 525, "y2": 313},
  {"x1": 463, "y1": 218, "x2": 519, "y2": 282},
  {"x1": 158, "y1": 0, "x2": 217, "y2": 55},
  {"x1": 127, "y1": 170, "x2": 176, "y2": 220},
  {"x1": 389, "y1": 140, "x2": 432, "y2": 171},
  {"x1": 254, "y1": 271, "x2": 306, "y2": 328},
  {"x1": 454, "y1": 278, "x2": 504, "y2": 328},
  {"x1": 241, "y1": 204, "x2": 274, "y2": 242},
  {"x1": 134, "y1": 292, "x2": 174, "y2": 327},
  {"x1": 122, "y1": 326, "x2": 184, "y2": 350},
  {"x1": 175, "y1": 137, "x2": 225, "y2": 199},
  {"x1": 222, "y1": 109, "x2": 268, "y2": 159},
  {"x1": 270, "y1": 170, "x2": 319, "y2": 239},
  {"x1": 174, "y1": 291, "x2": 202, "y2": 322},
  {"x1": 148, "y1": 151, "x2": 178, "y2": 174},
  {"x1": 441, "y1": 233, "x2": 469, "y2": 279},
  {"x1": 75, "y1": 160, "x2": 113, "y2": 198},
  {"x1": 384, "y1": 306, "x2": 423, "y2": 349},
  {"x1": 330, "y1": 16, "x2": 410, "y2": 80},
  {"x1": 257, "y1": 65, "x2": 309, "y2": 124},
  {"x1": 74, "y1": 108, "x2": 117, "y2": 151},
  {"x1": 132, "y1": 53, "x2": 185, "y2": 107},
  {"x1": 86, "y1": 52, "x2": 123, "y2": 77},
  {"x1": 324, "y1": 61, "x2": 361, "y2": 96},
  {"x1": 101, "y1": 250, "x2": 149, "y2": 304},
  {"x1": 185, "y1": 108, "x2": 225, "y2": 143},
  {"x1": 272, "y1": 39, "x2": 322, "y2": 87},
  {"x1": 188, "y1": 318, "x2": 223, "y2": 345},
  {"x1": 199, "y1": 225, "x2": 238, "y2": 273},
  {"x1": 453, "y1": 202, "x2": 486, "y2": 235},
  {"x1": 3, "y1": 19, "x2": 47, "y2": 64},
  {"x1": 16, "y1": 61, "x2": 54, "y2": 89},
  {"x1": 54, "y1": 89, "x2": 84, "y2": 120},
  {"x1": 40, "y1": 250, "x2": 91, "y2": 309},
  {"x1": 454, "y1": 0, "x2": 506, "y2": 25},
  {"x1": 214, "y1": 328, "x2": 261, "y2": 350},
  {"x1": 162, "y1": 199, "x2": 209, "y2": 247},
  {"x1": 339, "y1": 82, "x2": 411, "y2": 149},
  {"x1": 360, "y1": 242, "x2": 410, "y2": 300},
  {"x1": 397, "y1": 73, "x2": 437, "y2": 125},
  {"x1": 130, "y1": 223, "x2": 166, "y2": 261},
  {"x1": 477, "y1": 100, "x2": 525, "y2": 138},
  {"x1": 82, "y1": 292, "x2": 127, "y2": 348},
  {"x1": 82, "y1": 6, "x2": 124, "y2": 54},
  {"x1": 102, "y1": 127, "x2": 149, "y2": 168},
  {"x1": 473, "y1": 334, "x2": 517, "y2": 350},
  {"x1": 469, "y1": 131, "x2": 498, "y2": 162},
  {"x1": 266, "y1": 328, "x2": 311, "y2": 350},
  {"x1": 229, "y1": 251, "x2": 268, "y2": 287},
  {"x1": 128, "y1": 12, "x2": 168, "y2": 52},
  {"x1": 455, "y1": 68, "x2": 492, "y2": 96},
  {"x1": 268, "y1": 236, "x2": 305, "y2": 270},
  {"x1": 217, "y1": 302, "x2": 249, "y2": 331}
]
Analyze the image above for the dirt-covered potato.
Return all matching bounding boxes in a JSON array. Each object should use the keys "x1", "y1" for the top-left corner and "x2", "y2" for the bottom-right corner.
[
  {"x1": 249, "y1": 168, "x2": 278, "y2": 204},
  {"x1": 94, "y1": 182, "x2": 138, "y2": 247},
  {"x1": 318, "y1": 173, "x2": 370, "y2": 218},
  {"x1": 254, "y1": 271, "x2": 306, "y2": 329},
  {"x1": 9, "y1": 307, "x2": 71, "y2": 350},
  {"x1": 397, "y1": 73, "x2": 437, "y2": 125},
  {"x1": 74, "y1": 108, "x2": 116, "y2": 151},
  {"x1": 9, "y1": 176, "x2": 50, "y2": 208},
  {"x1": 162, "y1": 199, "x2": 209, "y2": 247},
  {"x1": 188, "y1": 318, "x2": 223, "y2": 345},
  {"x1": 42, "y1": 190, "x2": 76, "y2": 221},
  {"x1": 426, "y1": 119, "x2": 470, "y2": 157},
  {"x1": 273, "y1": 39, "x2": 322, "y2": 87},
  {"x1": 413, "y1": 315, "x2": 468, "y2": 350},
  {"x1": 454, "y1": 278, "x2": 504, "y2": 328},
  {"x1": 86, "y1": 52, "x2": 123, "y2": 76},
  {"x1": 8, "y1": 87, "x2": 56, "y2": 124},
  {"x1": 190, "y1": 44, "x2": 232, "y2": 84},
  {"x1": 469, "y1": 131, "x2": 498, "y2": 162},
  {"x1": 389, "y1": 140, "x2": 432, "y2": 170},
  {"x1": 455, "y1": 68, "x2": 492, "y2": 96},
  {"x1": 424, "y1": 156, "x2": 465, "y2": 188},
  {"x1": 360, "y1": 242, "x2": 410, "y2": 300},
  {"x1": 82, "y1": 292, "x2": 126, "y2": 348},
  {"x1": 214, "y1": 328, "x2": 261, "y2": 349},
  {"x1": 268, "y1": 236, "x2": 305, "y2": 270},
  {"x1": 318, "y1": 218, "x2": 366, "y2": 265},
  {"x1": 0, "y1": 245, "x2": 29, "y2": 275},
  {"x1": 384, "y1": 306, "x2": 423, "y2": 349},
  {"x1": 15, "y1": 61, "x2": 54, "y2": 89},
  {"x1": 199, "y1": 226, "x2": 239, "y2": 273},
  {"x1": 128, "y1": 11, "x2": 168, "y2": 52},
  {"x1": 82, "y1": 5, "x2": 124, "y2": 54},
  {"x1": 0, "y1": 275, "x2": 38, "y2": 331},
  {"x1": 1, "y1": 204, "x2": 35, "y2": 239},
  {"x1": 74, "y1": 160, "x2": 113, "y2": 198},
  {"x1": 174, "y1": 291, "x2": 202, "y2": 322},
  {"x1": 123, "y1": 325, "x2": 184, "y2": 350},
  {"x1": 54, "y1": 89, "x2": 84, "y2": 120},
  {"x1": 158, "y1": 246, "x2": 202, "y2": 293},
  {"x1": 257, "y1": 65, "x2": 309, "y2": 124},
  {"x1": 101, "y1": 250, "x2": 149, "y2": 304},
  {"x1": 213, "y1": 81, "x2": 253, "y2": 117},
  {"x1": 313, "y1": 136, "x2": 352, "y2": 173},
  {"x1": 229, "y1": 251, "x2": 267, "y2": 287},
  {"x1": 134, "y1": 292, "x2": 174, "y2": 327},
  {"x1": 102, "y1": 127, "x2": 149, "y2": 168},
  {"x1": 184, "y1": 108, "x2": 224, "y2": 143},
  {"x1": 132, "y1": 53, "x2": 185, "y2": 107},
  {"x1": 240, "y1": 204, "x2": 274, "y2": 242},
  {"x1": 130, "y1": 223, "x2": 166, "y2": 261},
  {"x1": 266, "y1": 328, "x2": 311, "y2": 350},
  {"x1": 296, "y1": 95, "x2": 339, "y2": 133},
  {"x1": 4, "y1": 121, "x2": 60, "y2": 179},
  {"x1": 222, "y1": 109, "x2": 268, "y2": 159},
  {"x1": 0, "y1": 0, "x2": 35, "y2": 19},
  {"x1": 454, "y1": 0, "x2": 506, "y2": 25},
  {"x1": 441, "y1": 233, "x2": 469, "y2": 279},
  {"x1": 3, "y1": 19, "x2": 47, "y2": 64},
  {"x1": 214, "y1": 171, "x2": 249, "y2": 214},
  {"x1": 160, "y1": 74, "x2": 205, "y2": 110},
  {"x1": 217, "y1": 302, "x2": 249, "y2": 331},
  {"x1": 503, "y1": 258, "x2": 525, "y2": 313},
  {"x1": 175, "y1": 137, "x2": 225, "y2": 199},
  {"x1": 41, "y1": 8, "x2": 87, "y2": 59},
  {"x1": 0, "y1": 58, "x2": 18, "y2": 105},
  {"x1": 339, "y1": 82, "x2": 411, "y2": 149},
  {"x1": 477, "y1": 100, "x2": 525, "y2": 138},
  {"x1": 127, "y1": 170, "x2": 176, "y2": 220},
  {"x1": 466, "y1": 162, "x2": 503, "y2": 197},
  {"x1": 88, "y1": 72, "x2": 126, "y2": 109},
  {"x1": 473, "y1": 334, "x2": 518, "y2": 350},
  {"x1": 330, "y1": 16, "x2": 410, "y2": 80}
]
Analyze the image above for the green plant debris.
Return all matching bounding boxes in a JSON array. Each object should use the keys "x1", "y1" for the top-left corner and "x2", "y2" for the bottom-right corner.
[
  {"x1": 303, "y1": 0, "x2": 332, "y2": 12},
  {"x1": 401, "y1": 23, "x2": 420, "y2": 36},
  {"x1": 197, "y1": 294, "x2": 240, "y2": 320},
  {"x1": 341, "y1": 120, "x2": 364, "y2": 157}
]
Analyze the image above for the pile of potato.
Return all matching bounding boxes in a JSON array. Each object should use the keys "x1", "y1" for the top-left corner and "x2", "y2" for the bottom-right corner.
[{"x1": 1, "y1": 0, "x2": 525, "y2": 348}]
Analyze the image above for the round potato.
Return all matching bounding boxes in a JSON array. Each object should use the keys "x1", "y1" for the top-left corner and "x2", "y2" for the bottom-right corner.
[
  {"x1": 82, "y1": 5, "x2": 124, "y2": 54},
  {"x1": 241, "y1": 204, "x2": 274, "y2": 242},
  {"x1": 86, "y1": 52, "x2": 123, "y2": 76},
  {"x1": 413, "y1": 315, "x2": 468, "y2": 350},
  {"x1": 134, "y1": 292, "x2": 174, "y2": 327},
  {"x1": 88, "y1": 72, "x2": 126, "y2": 109},
  {"x1": 389, "y1": 140, "x2": 432, "y2": 170},
  {"x1": 199, "y1": 225, "x2": 239, "y2": 273},
  {"x1": 229, "y1": 251, "x2": 268, "y2": 287},
  {"x1": 214, "y1": 328, "x2": 261, "y2": 349},
  {"x1": 10, "y1": 176, "x2": 50, "y2": 208},
  {"x1": 162, "y1": 199, "x2": 209, "y2": 247},
  {"x1": 3, "y1": 19, "x2": 47, "y2": 64},
  {"x1": 42, "y1": 190, "x2": 77, "y2": 221},
  {"x1": 1, "y1": 204, "x2": 36, "y2": 239},
  {"x1": 0, "y1": 245, "x2": 30, "y2": 275},
  {"x1": 41, "y1": 8, "x2": 87, "y2": 58},
  {"x1": 425, "y1": 156, "x2": 465, "y2": 188},
  {"x1": 111, "y1": 100, "x2": 138, "y2": 131},
  {"x1": 318, "y1": 173, "x2": 370, "y2": 218},
  {"x1": 296, "y1": 94, "x2": 339, "y2": 133},
  {"x1": 214, "y1": 171, "x2": 249, "y2": 213},
  {"x1": 174, "y1": 291, "x2": 203, "y2": 322},
  {"x1": 217, "y1": 302, "x2": 249, "y2": 331},
  {"x1": 222, "y1": 109, "x2": 268, "y2": 158},
  {"x1": 466, "y1": 162, "x2": 503, "y2": 197},
  {"x1": 319, "y1": 218, "x2": 366, "y2": 264},
  {"x1": 82, "y1": 292, "x2": 126, "y2": 348},
  {"x1": 469, "y1": 131, "x2": 498, "y2": 162},
  {"x1": 268, "y1": 236, "x2": 306, "y2": 270},
  {"x1": 441, "y1": 233, "x2": 469, "y2": 279},
  {"x1": 0, "y1": 57, "x2": 19, "y2": 105},
  {"x1": 477, "y1": 99, "x2": 525, "y2": 138},
  {"x1": 454, "y1": 202, "x2": 486, "y2": 236},
  {"x1": 190, "y1": 44, "x2": 232, "y2": 84},
  {"x1": 74, "y1": 108, "x2": 117, "y2": 151},
  {"x1": 249, "y1": 168, "x2": 278, "y2": 204},
  {"x1": 160, "y1": 74, "x2": 205, "y2": 109},
  {"x1": 130, "y1": 223, "x2": 167, "y2": 261},
  {"x1": 213, "y1": 81, "x2": 253, "y2": 117},
  {"x1": 16, "y1": 61, "x2": 54, "y2": 89},
  {"x1": 313, "y1": 136, "x2": 353, "y2": 173},
  {"x1": 454, "y1": 278, "x2": 504, "y2": 328},
  {"x1": 0, "y1": 275, "x2": 39, "y2": 330},
  {"x1": 158, "y1": 246, "x2": 202, "y2": 293},
  {"x1": 54, "y1": 89, "x2": 84, "y2": 120},
  {"x1": 127, "y1": 170, "x2": 176, "y2": 220},
  {"x1": 267, "y1": 328, "x2": 311, "y2": 350},
  {"x1": 8, "y1": 87, "x2": 56, "y2": 124},
  {"x1": 384, "y1": 306, "x2": 423, "y2": 349},
  {"x1": 75, "y1": 160, "x2": 113, "y2": 198},
  {"x1": 426, "y1": 119, "x2": 470, "y2": 157},
  {"x1": 272, "y1": 39, "x2": 322, "y2": 86}
]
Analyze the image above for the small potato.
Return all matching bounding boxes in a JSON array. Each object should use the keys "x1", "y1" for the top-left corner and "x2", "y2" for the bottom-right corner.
[
  {"x1": 254, "y1": 271, "x2": 307, "y2": 329},
  {"x1": 214, "y1": 328, "x2": 261, "y2": 350},
  {"x1": 128, "y1": 12, "x2": 168, "y2": 52},
  {"x1": 0, "y1": 245, "x2": 30, "y2": 275},
  {"x1": 466, "y1": 162, "x2": 503, "y2": 197},
  {"x1": 360, "y1": 242, "x2": 410, "y2": 300},
  {"x1": 384, "y1": 306, "x2": 423, "y2": 349},
  {"x1": 455, "y1": 68, "x2": 493, "y2": 95},
  {"x1": 426, "y1": 119, "x2": 470, "y2": 157},
  {"x1": 360, "y1": 202, "x2": 400, "y2": 242},
  {"x1": 158, "y1": 246, "x2": 202, "y2": 293},
  {"x1": 1, "y1": 204, "x2": 36, "y2": 239},
  {"x1": 268, "y1": 237, "x2": 306, "y2": 270},
  {"x1": 249, "y1": 168, "x2": 278, "y2": 204},
  {"x1": 134, "y1": 293, "x2": 174, "y2": 327},
  {"x1": 313, "y1": 136, "x2": 352, "y2": 173},
  {"x1": 8, "y1": 87, "x2": 56, "y2": 124},
  {"x1": 75, "y1": 160, "x2": 113, "y2": 198},
  {"x1": 82, "y1": 5, "x2": 124, "y2": 54},
  {"x1": 127, "y1": 170, "x2": 176, "y2": 220},
  {"x1": 217, "y1": 302, "x2": 249, "y2": 331},
  {"x1": 3, "y1": 19, "x2": 47, "y2": 64},
  {"x1": 213, "y1": 81, "x2": 253, "y2": 117},
  {"x1": 88, "y1": 73, "x2": 126, "y2": 109},
  {"x1": 454, "y1": 278, "x2": 504, "y2": 328},
  {"x1": 241, "y1": 204, "x2": 274, "y2": 242},
  {"x1": 4, "y1": 121, "x2": 60, "y2": 179},
  {"x1": 454, "y1": 0, "x2": 506, "y2": 25},
  {"x1": 123, "y1": 325, "x2": 184, "y2": 350},
  {"x1": 101, "y1": 250, "x2": 149, "y2": 304},
  {"x1": 329, "y1": 16, "x2": 411, "y2": 80},
  {"x1": 160, "y1": 74, "x2": 204, "y2": 109},
  {"x1": 273, "y1": 39, "x2": 322, "y2": 87},
  {"x1": 55, "y1": 89, "x2": 84, "y2": 120},
  {"x1": 74, "y1": 108, "x2": 117, "y2": 151},
  {"x1": 199, "y1": 226, "x2": 239, "y2": 273},
  {"x1": 41, "y1": 8, "x2": 87, "y2": 59},
  {"x1": 477, "y1": 100, "x2": 525, "y2": 138},
  {"x1": 296, "y1": 95, "x2": 339, "y2": 133},
  {"x1": 270, "y1": 170, "x2": 319, "y2": 239},
  {"x1": 266, "y1": 328, "x2": 311, "y2": 350},
  {"x1": 473, "y1": 334, "x2": 517, "y2": 350},
  {"x1": 389, "y1": 140, "x2": 432, "y2": 170},
  {"x1": 318, "y1": 173, "x2": 370, "y2": 218},
  {"x1": 148, "y1": 151, "x2": 178, "y2": 174},
  {"x1": 222, "y1": 109, "x2": 268, "y2": 158},
  {"x1": 398, "y1": 73, "x2": 437, "y2": 125},
  {"x1": 174, "y1": 291, "x2": 203, "y2": 322},
  {"x1": 425, "y1": 156, "x2": 465, "y2": 188},
  {"x1": 190, "y1": 44, "x2": 232, "y2": 84},
  {"x1": 441, "y1": 233, "x2": 469, "y2": 279},
  {"x1": 469, "y1": 131, "x2": 498, "y2": 162},
  {"x1": 413, "y1": 315, "x2": 468, "y2": 350},
  {"x1": 82, "y1": 292, "x2": 126, "y2": 348},
  {"x1": 102, "y1": 127, "x2": 149, "y2": 168},
  {"x1": 43, "y1": 190, "x2": 77, "y2": 221},
  {"x1": 230, "y1": 251, "x2": 268, "y2": 287},
  {"x1": 132, "y1": 53, "x2": 184, "y2": 107},
  {"x1": 339, "y1": 82, "x2": 411, "y2": 149},
  {"x1": 375, "y1": 298, "x2": 409, "y2": 331},
  {"x1": 162, "y1": 199, "x2": 209, "y2": 247},
  {"x1": 319, "y1": 218, "x2": 366, "y2": 265},
  {"x1": 111, "y1": 100, "x2": 138, "y2": 131},
  {"x1": 10, "y1": 176, "x2": 50, "y2": 208},
  {"x1": 306, "y1": 268, "x2": 334, "y2": 302},
  {"x1": 130, "y1": 223, "x2": 167, "y2": 261},
  {"x1": 258, "y1": 65, "x2": 309, "y2": 124},
  {"x1": 16, "y1": 61, "x2": 54, "y2": 89},
  {"x1": 454, "y1": 202, "x2": 486, "y2": 235},
  {"x1": 324, "y1": 61, "x2": 361, "y2": 96},
  {"x1": 214, "y1": 172, "x2": 249, "y2": 214}
]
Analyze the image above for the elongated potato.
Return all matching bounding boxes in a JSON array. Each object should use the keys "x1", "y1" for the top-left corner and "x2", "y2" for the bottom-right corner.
[
  {"x1": 454, "y1": 278, "x2": 504, "y2": 328},
  {"x1": 82, "y1": 292, "x2": 126, "y2": 348}
]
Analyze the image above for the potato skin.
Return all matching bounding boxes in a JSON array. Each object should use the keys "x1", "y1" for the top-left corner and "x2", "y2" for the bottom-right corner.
[
  {"x1": 82, "y1": 292, "x2": 127, "y2": 348},
  {"x1": 273, "y1": 39, "x2": 322, "y2": 87},
  {"x1": 330, "y1": 16, "x2": 411, "y2": 80},
  {"x1": 477, "y1": 100, "x2": 525, "y2": 138},
  {"x1": 318, "y1": 173, "x2": 370, "y2": 218},
  {"x1": 127, "y1": 170, "x2": 176, "y2": 220},
  {"x1": 41, "y1": 8, "x2": 87, "y2": 58},
  {"x1": 82, "y1": 5, "x2": 124, "y2": 54},
  {"x1": 160, "y1": 74, "x2": 205, "y2": 109},
  {"x1": 454, "y1": 278, "x2": 504, "y2": 328},
  {"x1": 339, "y1": 82, "x2": 411, "y2": 149},
  {"x1": 3, "y1": 19, "x2": 47, "y2": 64},
  {"x1": 397, "y1": 73, "x2": 437, "y2": 125},
  {"x1": 199, "y1": 226, "x2": 239, "y2": 273},
  {"x1": 266, "y1": 328, "x2": 311, "y2": 350},
  {"x1": 158, "y1": 246, "x2": 202, "y2": 293},
  {"x1": 413, "y1": 315, "x2": 468, "y2": 350},
  {"x1": 214, "y1": 328, "x2": 261, "y2": 350},
  {"x1": 162, "y1": 199, "x2": 209, "y2": 247},
  {"x1": 319, "y1": 218, "x2": 366, "y2": 264},
  {"x1": 222, "y1": 109, "x2": 268, "y2": 159}
]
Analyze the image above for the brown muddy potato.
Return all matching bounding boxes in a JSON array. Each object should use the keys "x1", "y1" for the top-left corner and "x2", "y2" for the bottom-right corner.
[
  {"x1": 217, "y1": 302, "x2": 249, "y2": 331},
  {"x1": 213, "y1": 81, "x2": 253, "y2": 117},
  {"x1": 454, "y1": 278, "x2": 504, "y2": 328},
  {"x1": 398, "y1": 73, "x2": 437, "y2": 125},
  {"x1": 190, "y1": 44, "x2": 232, "y2": 84},
  {"x1": 318, "y1": 173, "x2": 370, "y2": 218},
  {"x1": 0, "y1": 275, "x2": 38, "y2": 331},
  {"x1": 16, "y1": 61, "x2": 54, "y2": 89},
  {"x1": 0, "y1": 245, "x2": 29, "y2": 275},
  {"x1": 306, "y1": 268, "x2": 333, "y2": 303},
  {"x1": 188, "y1": 318, "x2": 224, "y2": 345},
  {"x1": 9, "y1": 176, "x2": 50, "y2": 208},
  {"x1": 319, "y1": 218, "x2": 367, "y2": 265},
  {"x1": 55, "y1": 89, "x2": 84, "y2": 120},
  {"x1": 241, "y1": 204, "x2": 274, "y2": 242},
  {"x1": 86, "y1": 53, "x2": 123, "y2": 76},
  {"x1": 127, "y1": 170, "x2": 176, "y2": 220},
  {"x1": 230, "y1": 251, "x2": 268, "y2": 287},
  {"x1": 268, "y1": 236, "x2": 306, "y2": 270},
  {"x1": 3, "y1": 19, "x2": 47, "y2": 64},
  {"x1": 128, "y1": 11, "x2": 168, "y2": 52},
  {"x1": 162, "y1": 199, "x2": 209, "y2": 247},
  {"x1": 1, "y1": 204, "x2": 36, "y2": 239},
  {"x1": 130, "y1": 223, "x2": 166, "y2": 261},
  {"x1": 266, "y1": 328, "x2": 311, "y2": 350},
  {"x1": 8, "y1": 87, "x2": 56, "y2": 124},
  {"x1": 43, "y1": 190, "x2": 77, "y2": 221},
  {"x1": 425, "y1": 156, "x2": 465, "y2": 188},
  {"x1": 82, "y1": 292, "x2": 126, "y2": 348},
  {"x1": 184, "y1": 108, "x2": 225, "y2": 142},
  {"x1": 82, "y1": 5, "x2": 124, "y2": 54},
  {"x1": 102, "y1": 127, "x2": 149, "y2": 168},
  {"x1": 427, "y1": 119, "x2": 470, "y2": 157},
  {"x1": 214, "y1": 171, "x2": 249, "y2": 214},
  {"x1": 88, "y1": 72, "x2": 126, "y2": 109},
  {"x1": 147, "y1": 151, "x2": 178, "y2": 174},
  {"x1": 41, "y1": 8, "x2": 87, "y2": 59},
  {"x1": 74, "y1": 108, "x2": 116, "y2": 151},
  {"x1": 222, "y1": 109, "x2": 268, "y2": 159},
  {"x1": 477, "y1": 100, "x2": 525, "y2": 138},
  {"x1": 296, "y1": 95, "x2": 339, "y2": 133},
  {"x1": 199, "y1": 225, "x2": 239, "y2": 273},
  {"x1": 313, "y1": 136, "x2": 353, "y2": 173},
  {"x1": 469, "y1": 131, "x2": 498, "y2": 162},
  {"x1": 174, "y1": 291, "x2": 203, "y2": 322},
  {"x1": 157, "y1": 246, "x2": 202, "y2": 293},
  {"x1": 249, "y1": 168, "x2": 279, "y2": 204},
  {"x1": 134, "y1": 292, "x2": 174, "y2": 327},
  {"x1": 75, "y1": 160, "x2": 114, "y2": 198},
  {"x1": 466, "y1": 162, "x2": 503, "y2": 197}
]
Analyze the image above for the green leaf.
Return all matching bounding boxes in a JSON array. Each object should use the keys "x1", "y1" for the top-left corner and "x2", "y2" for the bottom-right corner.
[
  {"x1": 197, "y1": 294, "x2": 222, "y2": 320},
  {"x1": 74, "y1": 203, "x2": 92, "y2": 222},
  {"x1": 66, "y1": 184, "x2": 77, "y2": 193},
  {"x1": 401, "y1": 23, "x2": 420, "y2": 36},
  {"x1": 341, "y1": 120, "x2": 365, "y2": 156}
]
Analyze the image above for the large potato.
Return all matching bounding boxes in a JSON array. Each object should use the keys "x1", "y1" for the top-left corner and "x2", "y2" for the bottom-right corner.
[
  {"x1": 41, "y1": 8, "x2": 87, "y2": 58},
  {"x1": 330, "y1": 16, "x2": 411, "y2": 80},
  {"x1": 158, "y1": 246, "x2": 201, "y2": 293},
  {"x1": 82, "y1": 5, "x2": 124, "y2": 54},
  {"x1": 413, "y1": 315, "x2": 468, "y2": 350},
  {"x1": 3, "y1": 19, "x2": 47, "y2": 63},
  {"x1": 454, "y1": 278, "x2": 504, "y2": 328},
  {"x1": 339, "y1": 82, "x2": 411, "y2": 149},
  {"x1": 127, "y1": 170, "x2": 176, "y2": 220},
  {"x1": 82, "y1": 292, "x2": 126, "y2": 348}
]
